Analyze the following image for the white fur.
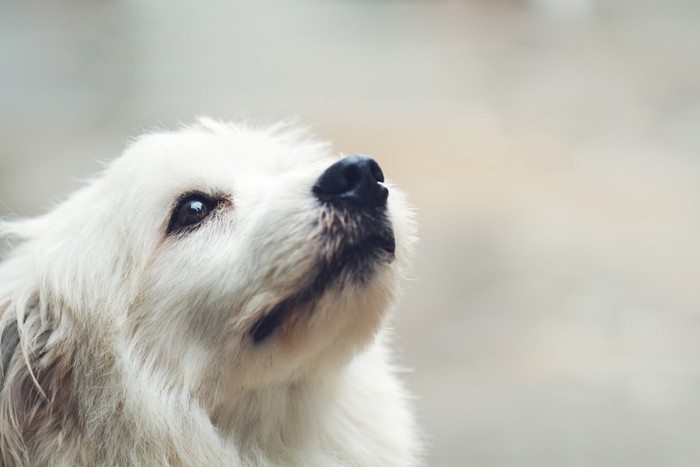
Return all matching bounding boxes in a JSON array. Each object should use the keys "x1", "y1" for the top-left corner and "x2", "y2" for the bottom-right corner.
[{"x1": 0, "y1": 118, "x2": 420, "y2": 466}]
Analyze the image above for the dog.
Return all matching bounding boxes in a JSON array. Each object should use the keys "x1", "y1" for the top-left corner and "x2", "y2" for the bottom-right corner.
[{"x1": 0, "y1": 118, "x2": 419, "y2": 466}]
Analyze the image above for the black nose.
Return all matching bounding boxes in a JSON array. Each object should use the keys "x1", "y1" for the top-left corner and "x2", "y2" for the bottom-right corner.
[{"x1": 313, "y1": 155, "x2": 388, "y2": 208}]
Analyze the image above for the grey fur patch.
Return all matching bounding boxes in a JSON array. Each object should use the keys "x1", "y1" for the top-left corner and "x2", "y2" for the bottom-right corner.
[{"x1": 0, "y1": 319, "x2": 19, "y2": 387}]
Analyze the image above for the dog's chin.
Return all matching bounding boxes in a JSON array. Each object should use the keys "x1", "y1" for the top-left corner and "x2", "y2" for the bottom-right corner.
[{"x1": 249, "y1": 222, "x2": 395, "y2": 346}]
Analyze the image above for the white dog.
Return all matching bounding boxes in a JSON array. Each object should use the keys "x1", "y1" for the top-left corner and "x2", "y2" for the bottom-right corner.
[{"x1": 0, "y1": 118, "x2": 419, "y2": 466}]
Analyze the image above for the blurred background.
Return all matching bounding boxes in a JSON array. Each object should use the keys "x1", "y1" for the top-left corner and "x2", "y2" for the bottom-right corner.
[{"x1": 2, "y1": 0, "x2": 700, "y2": 465}]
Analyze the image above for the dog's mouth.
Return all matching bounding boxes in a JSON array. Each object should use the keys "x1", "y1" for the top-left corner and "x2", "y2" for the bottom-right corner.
[
  {"x1": 359, "y1": 233, "x2": 396, "y2": 256},
  {"x1": 249, "y1": 206, "x2": 394, "y2": 344}
]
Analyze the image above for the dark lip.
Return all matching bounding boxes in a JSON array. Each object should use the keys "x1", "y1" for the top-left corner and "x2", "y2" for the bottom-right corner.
[
  {"x1": 362, "y1": 234, "x2": 396, "y2": 256},
  {"x1": 250, "y1": 296, "x2": 298, "y2": 344},
  {"x1": 249, "y1": 231, "x2": 395, "y2": 345},
  {"x1": 249, "y1": 204, "x2": 394, "y2": 344}
]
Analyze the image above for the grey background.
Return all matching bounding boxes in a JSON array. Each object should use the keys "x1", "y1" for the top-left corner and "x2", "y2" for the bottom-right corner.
[{"x1": 2, "y1": 1, "x2": 700, "y2": 465}]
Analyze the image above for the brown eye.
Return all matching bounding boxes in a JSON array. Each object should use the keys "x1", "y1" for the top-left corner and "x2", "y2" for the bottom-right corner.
[{"x1": 167, "y1": 194, "x2": 218, "y2": 235}]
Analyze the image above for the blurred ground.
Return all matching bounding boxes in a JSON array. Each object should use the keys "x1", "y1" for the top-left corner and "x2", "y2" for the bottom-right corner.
[{"x1": 2, "y1": 1, "x2": 700, "y2": 466}]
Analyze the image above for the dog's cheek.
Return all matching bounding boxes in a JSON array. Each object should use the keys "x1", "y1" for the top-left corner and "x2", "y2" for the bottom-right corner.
[{"x1": 130, "y1": 243, "x2": 241, "y2": 344}]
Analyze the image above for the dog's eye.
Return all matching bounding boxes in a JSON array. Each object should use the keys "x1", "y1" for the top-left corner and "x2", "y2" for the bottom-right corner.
[{"x1": 167, "y1": 194, "x2": 218, "y2": 235}]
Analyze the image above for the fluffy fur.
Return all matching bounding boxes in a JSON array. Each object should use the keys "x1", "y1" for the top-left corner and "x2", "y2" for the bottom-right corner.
[{"x1": 0, "y1": 118, "x2": 419, "y2": 466}]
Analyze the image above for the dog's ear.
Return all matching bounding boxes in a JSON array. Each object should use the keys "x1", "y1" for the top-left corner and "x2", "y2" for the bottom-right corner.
[
  {"x1": 0, "y1": 289, "x2": 75, "y2": 466},
  {"x1": 0, "y1": 294, "x2": 37, "y2": 466},
  {"x1": 0, "y1": 316, "x2": 20, "y2": 388},
  {"x1": 0, "y1": 217, "x2": 74, "y2": 466}
]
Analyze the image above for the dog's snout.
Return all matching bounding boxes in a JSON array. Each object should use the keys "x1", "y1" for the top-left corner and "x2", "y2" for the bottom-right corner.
[{"x1": 313, "y1": 155, "x2": 388, "y2": 208}]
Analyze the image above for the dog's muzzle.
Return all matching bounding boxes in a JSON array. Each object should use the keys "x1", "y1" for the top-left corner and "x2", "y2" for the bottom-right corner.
[
  {"x1": 313, "y1": 155, "x2": 395, "y2": 257},
  {"x1": 249, "y1": 155, "x2": 395, "y2": 344}
]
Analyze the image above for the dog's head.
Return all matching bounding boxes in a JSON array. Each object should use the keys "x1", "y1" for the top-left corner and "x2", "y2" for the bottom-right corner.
[{"x1": 1, "y1": 119, "x2": 415, "y2": 398}]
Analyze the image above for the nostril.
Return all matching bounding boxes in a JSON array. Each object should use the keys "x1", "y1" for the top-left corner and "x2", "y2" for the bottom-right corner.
[
  {"x1": 314, "y1": 162, "x2": 354, "y2": 196},
  {"x1": 369, "y1": 159, "x2": 384, "y2": 184},
  {"x1": 313, "y1": 155, "x2": 388, "y2": 208}
]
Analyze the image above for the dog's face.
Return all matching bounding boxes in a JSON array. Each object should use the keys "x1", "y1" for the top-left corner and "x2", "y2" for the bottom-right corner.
[{"x1": 46, "y1": 119, "x2": 415, "y2": 395}]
